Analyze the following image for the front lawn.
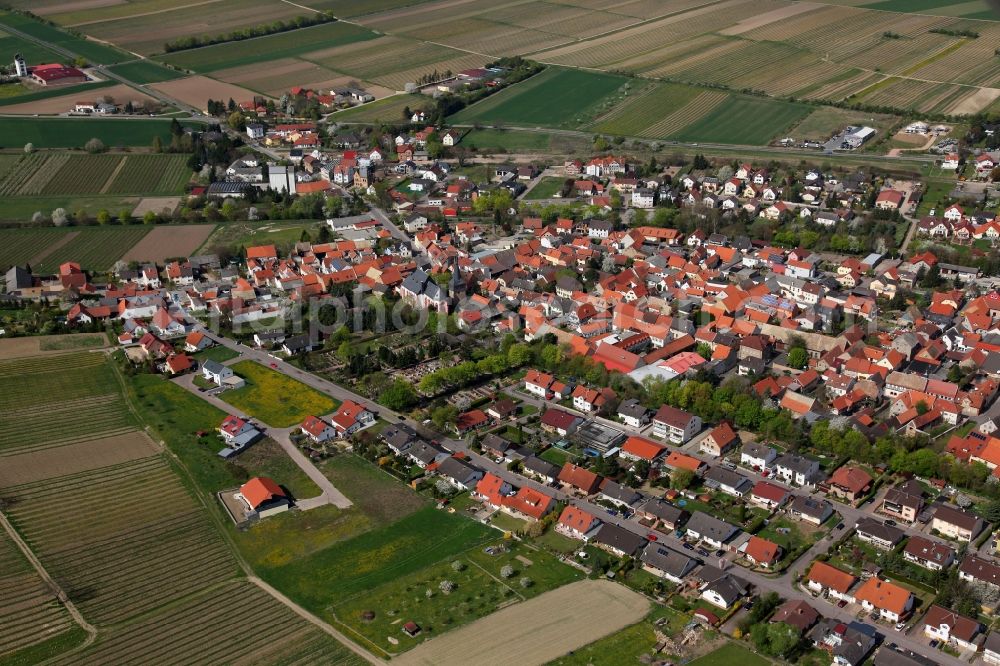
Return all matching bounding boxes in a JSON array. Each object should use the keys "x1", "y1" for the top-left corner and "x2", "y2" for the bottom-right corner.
[
  {"x1": 194, "y1": 345, "x2": 239, "y2": 363},
  {"x1": 688, "y1": 643, "x2": 771, "y2": 666},
  {"x1": 221, "y1": 360, "x2": 337, "y2": 427}
]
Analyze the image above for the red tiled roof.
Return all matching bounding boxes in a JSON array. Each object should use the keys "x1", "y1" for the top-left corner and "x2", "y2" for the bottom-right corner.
[{"x1": 239, "y1": 477, "x2": 286, "y2": 509}]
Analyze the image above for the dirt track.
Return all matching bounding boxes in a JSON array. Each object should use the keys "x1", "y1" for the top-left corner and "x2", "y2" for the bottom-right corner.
[{"x1": 394, "y1": 579, "x2": 649, "y2": 666}]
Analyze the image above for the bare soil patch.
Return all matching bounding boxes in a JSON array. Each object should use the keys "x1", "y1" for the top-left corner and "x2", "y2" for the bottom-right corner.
[
  {"x1": 119, "y1": 224, "x2": 215, "y2": 262},
  {"x1": 948, "y1": 86, "x2": 1000, "y2": 115},
  {"x1": 151, "y1": 76, "x2": 266, "y2": 112},
  {"x1": 718, "y1": 3, "x2": 821, "y2": 35},
  {"x1": 394, "y1": 579, "x2": 649, "y2": 666},
  {"x1": 131, "y1": 196, "x2": 182, "y2": 218},
  {"x1": 0, "y1": 431, "x2": 158, "y2": 486},
  {"x1": 31, "y1": 0, "x2": 124, "y2": 16},
  {"x1": 0, "y1": 333, "x2": 106, "y2": 359},
  {"x1": 0, "y1": 84, "x2": 157, "y2": 115}
]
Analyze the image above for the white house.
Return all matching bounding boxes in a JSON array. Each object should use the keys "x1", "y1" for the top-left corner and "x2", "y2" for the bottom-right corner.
[{"x1": 652, "y1": 404, "x2": 701, "y2": 444}]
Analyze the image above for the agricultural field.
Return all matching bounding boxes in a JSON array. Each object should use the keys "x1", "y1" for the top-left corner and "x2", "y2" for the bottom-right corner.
[
  {"x1": 0, "y1": 225, "x2": 153, "y2": 273},
  {"x1": 588, "y1": 81, "x2": 699, "y2": 134},
  {"x1": 221, "y1": 360, "x2": 338, "y2": 427},
  {"x1": 150, "y1": 76, "x2": 263, "y2": 113},
  {"x1": 0, "y1": 117, "x2": 190, "y2": 149},
  {"x1": 159, "y1": 22, "x2": 378, "y2": 73},
  {"x1": 450, "y1": 67, "x2": 628, "y2": 129},
  {"x1": 0, "y1": 351, "x2": 135, "y2": 456},
  {"x1": 460, "y1": 129, "x2": 557, "y2": 151},
  {"x1": 668, "y1": 97, "x2": 812, "y2": 145},
  {"x1": 0, "y1": 10, "x2": 130, "y2": 64},
  {"x1": 0, "y1": 531, "x2": 83, "y2": 663},
  {"x1": 50, "y1": 581, "x2": 366, "y2": 666},
  {"x1": 395, "y1": 579, "x2": 649, "y2": 666},
  {"x1": 107, "y1": 59, "x2": 186, "y2": 84},
  {"x1": 120, "y1": 224, "x2": 215, "y2": 263},
  {"x1": 0, "y1": 153, "x2": 191, "y2": 197},
  {"x1": 47, "y1": 0, "x2": 308, "y2": 56}
]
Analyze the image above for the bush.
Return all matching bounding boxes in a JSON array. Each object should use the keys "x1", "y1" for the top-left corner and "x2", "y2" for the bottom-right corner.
[
  {"x1": 451, "y1": 560, "x2": 465, "y2": 572},
  {"x1": 84, "y1": 138, "x2": 105, "y2": 153},
  {"x1": 500, "y1": 565, "x2": 515, "y2": 579},
  {"x1": 439, "y1": 580, "x2": 456, "y2": 594},
  {"x1": 519, "y1": 576, "x2": 533, "y2": 588}
]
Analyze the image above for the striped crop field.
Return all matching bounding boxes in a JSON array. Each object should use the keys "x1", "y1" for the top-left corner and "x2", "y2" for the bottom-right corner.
[
  {"x1": 2, "y1": 456, "x2": 236, "y2": 624},
  {"x1": 0, "y1": 532, "x2": 80, "y2": 661},
  {"x1": 641, "y1": 90, "x2": 729, "y2": 138},
  {"x1": 0, "y1": 352, "x2": 135, "y2": 456},
  {"x1": 589, "y1": 83, "x2": 703, "y2": 136}
]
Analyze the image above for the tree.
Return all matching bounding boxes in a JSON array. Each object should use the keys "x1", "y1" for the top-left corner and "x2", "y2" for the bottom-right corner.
[
  {"x1": 51, "y1": 208, "x2": 68, "y2": 227},
  {"x1": 142, "y1": 211, "x2": 157, "y2": 225},
  {"x1": 380, "y1": 379, "x2": 417, "y2": 411},
  {"x1": 84, "y1": 138, "x2": 105, "y2": 153},
  {"x1": 671, "y1": 468, "x2": 695, "y2": 490},
  {"x1": 787, "y1": 347, "x2": 808, "y2": 370},
  {"x1": 431, "y1": 404, "x2": 459, "y2": 430},
  {"x1": 118, "y1": 208, "x2": 132, "y2": 225},
  {"x1": 23, "y1": 142, "x2": 33, "y2": 154},
  {"x1": 96, "y1": 209, "x2": 112, "y2": 225},
  {"x1": 500, "y1": 565, "x2": 515, "y2": 578},
  {"x1": 227, "y1": 111, "x2": 246, "y2": 131},
  {"x1": 152, "y1": 135, "x2": 163, "y2": 153}
]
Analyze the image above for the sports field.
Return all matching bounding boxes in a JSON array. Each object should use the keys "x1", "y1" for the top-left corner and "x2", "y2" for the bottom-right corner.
[
  {"x1": 0, "y1": 117, "x2": 193, "y2": 148},
  {"x1": 451, "y1": 68, "x2": 627, "y2": 128}
]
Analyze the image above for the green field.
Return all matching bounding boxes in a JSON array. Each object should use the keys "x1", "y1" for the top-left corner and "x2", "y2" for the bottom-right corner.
[
  {"x1": 461, "y1": 128, "x2": 555, "y2": 151},
  {"x1": 450, "y1": 68, "x2": 628, "y2": 129},
  {"x1": 0, "y1": 28, "x2": 64, "y2": 65},
  {"x1": 0, "y1": 225, "x2": 152, "y2": 273},
  {"x1": 688, "y1": 643, "x2": 772, "y2": 666},
  {"x1": 589, "y1": 82, "x2": 702, "y2": 135},
  {"x1": 0, "y1": 152, "x2": 191, "y2": 197},
  {"x1": 524, "y1": 176, "x2": 567, "y2": 200},
  {"x1": 333, "y1": 537, "x2": 583, "y2": 654},
  {"x1": 861, "y1": 0, "x2": 995, "y2": 18},
  {"x1": 159, "y1": 21, "x2": 377, "y2": 72},
  {"x1": 197, "y1": 220, "x2": 324, "y2": 254},
  {"x1": 298, "y1": 0, "x2": 435, "y2": 17},
  {"x1": 548, "y1": 606, "x2": 689, "y2": 666},
  {"x1": 0, "y1": 79, "x2": 116, "y2": 107},
  {"x1": 260, "y1": 505, "x2": 495, "y2": 610},
  {"x1": 222, "y1": 360, "x2": 337, "y2": 427},
  {"x1": 0, "y1": 117, "x2": 197, "y2": 148},
  {"x1": 669, "y1": 97, "x2": 811, "y2": 146},
  {"x1": 108, "y1": 59, "x2": 186, "y2": 83},
  {"x1": 331, "y1": 93, "x2": 428, "y2": 123},
  {"x1": 0, "y1": 10, "x2": 130, "y2": 64},
  {"x1": 0, "y1": 351, "x2": 134, "y2": 455}
]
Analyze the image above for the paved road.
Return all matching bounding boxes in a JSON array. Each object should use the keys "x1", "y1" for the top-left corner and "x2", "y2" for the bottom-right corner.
[{"x1": 172, "y1": 365, "x2": 351, "y2": 509}]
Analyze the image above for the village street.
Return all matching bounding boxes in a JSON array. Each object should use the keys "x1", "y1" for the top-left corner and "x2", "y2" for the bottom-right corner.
[{"x1": 191, "y1": 326, "x2": 963, "y2": 664}]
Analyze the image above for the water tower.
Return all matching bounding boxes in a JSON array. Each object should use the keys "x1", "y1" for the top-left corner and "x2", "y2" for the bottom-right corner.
[{"x1": 13, "y1": 53, "x2": 27, "y2": 78}]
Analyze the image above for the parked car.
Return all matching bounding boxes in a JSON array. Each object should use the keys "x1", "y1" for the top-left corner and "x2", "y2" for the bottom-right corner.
[
  {"x1": 646, "y1": 533, "x2": 658, "y2": 542},
  {"x1": 683, "y1": 543, "x2": 694, "y2": 550},
  {"x1": 837, "y1": 600, "x2": 847, "y2": 608}
]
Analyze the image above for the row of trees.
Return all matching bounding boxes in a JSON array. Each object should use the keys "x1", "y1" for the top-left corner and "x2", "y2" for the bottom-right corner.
[{"x1": 163, "y1": 13, "x2": 336, "y2": 52}]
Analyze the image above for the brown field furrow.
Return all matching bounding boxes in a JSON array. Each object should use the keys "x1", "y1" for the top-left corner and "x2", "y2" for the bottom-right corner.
[
  {"x1": 118, "y1": 224, "x2": 215, "y2": 263},
  {"x1": 0, "y1": 432, "x2": 156, "y2": 487}
]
